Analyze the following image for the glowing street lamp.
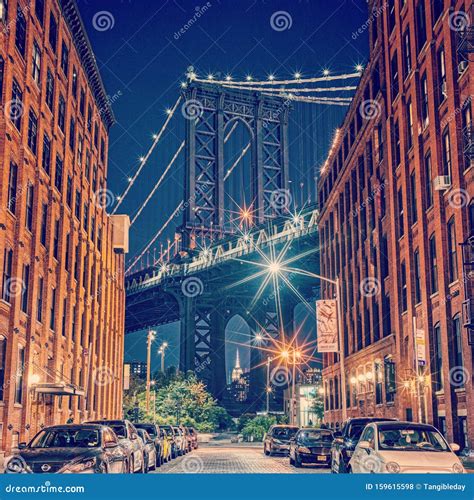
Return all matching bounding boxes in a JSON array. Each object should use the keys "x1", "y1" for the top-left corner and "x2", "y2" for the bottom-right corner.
[{"x1": 146, "y1": 330, "x2": 156, "y2": 412}]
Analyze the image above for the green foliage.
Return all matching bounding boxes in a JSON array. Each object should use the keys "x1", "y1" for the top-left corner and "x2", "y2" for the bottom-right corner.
[
  {"x1": 308, "y1": 388, "x2": 324, "y2": 422},
  {"x1": 241, "y1": 415, "x2": 277, "y2": 442},
  {"x1": 123, "y1": 371, "x2": 233, "y2": 431}
]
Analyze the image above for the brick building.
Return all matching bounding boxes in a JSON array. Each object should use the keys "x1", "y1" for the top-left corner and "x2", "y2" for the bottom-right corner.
[
  {"x1": 0, "y1": 0, "x2": 128, "y2": 452},
  {"x1": 318, "y1": 0, "x2": 473, "y2": 449}
]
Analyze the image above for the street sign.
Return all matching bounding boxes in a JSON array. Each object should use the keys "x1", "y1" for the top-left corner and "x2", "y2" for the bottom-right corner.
[
  {"x1": 415, "y1": 328, "x2": 426, "y2": 366},
  {"x1": 316, "y1": 299, "x2": 339, "y2": 352}
]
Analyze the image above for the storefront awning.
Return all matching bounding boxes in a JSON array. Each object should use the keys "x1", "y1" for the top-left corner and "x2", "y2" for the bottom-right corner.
[{"x1": 33, "y1": 383, "x2": 85, "y2": 397}]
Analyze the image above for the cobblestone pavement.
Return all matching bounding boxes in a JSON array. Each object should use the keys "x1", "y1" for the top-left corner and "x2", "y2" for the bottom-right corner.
[{"x1": 153, "y1": 445, "x2": 331, "y2": 474}]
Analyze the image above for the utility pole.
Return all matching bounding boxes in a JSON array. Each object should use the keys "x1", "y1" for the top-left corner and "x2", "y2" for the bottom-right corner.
[
  {"x1": 146, "y1": 330, "x2": 155, "y2": 413},
  {"x1": 266, "y1": 357, "x2": 272, "y2": 414}
]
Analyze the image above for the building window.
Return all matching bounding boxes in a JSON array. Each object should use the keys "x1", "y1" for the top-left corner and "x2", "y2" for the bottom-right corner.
[
  {"x1": 25, "y1": 183, "x2": 34, "y2": 232},
  {"x1": 447, "y1": 217, "x2": 458, "y2": 283},
  {"x1": 416, "y1": 0, "x2": 427, "y2": 53},
  {"x1": 53, "y1": 219, "x2": 60, "y2": 260},
  {"x1": 49, "y1": 11, "x2": 57, "y2": 52},
  {"x1": 388, "y1": 0, "x2": 395, "y2": 33},
  {"x1": 432, "y1": 323, "x2": 443, "y2": 391},
  {"x1": 35, "y1": 0, "x2": 45, "y2": 24},
  {"x1": 0, "y1": 56, "x2": 4, "y2": 101},
  {"x1": 58, "y1": 94, "x2": 66, "y2": 131},
  {"x1": 72, "y1": 66, "x2": 78, "y2": 98},
  {"x1": 40, "y1": 203, "x2": 48, "y2": 246},
  {"x1": 429, "y1": 234, "x2": 438, "y2": 294},
  {"x1": 1, "y1": 248, "x2": 13, "y2": 302},
  {"x1": 27, "y1": 109, "x2": 38, "y2": 154},
  {"x1": 403, "y1": 29, "x2": 411, "y2": 78},
  {"x1": 7, "y1": 160, "x2": 18, "y2": 214},
  {"x1": 75, "y1": 190, "x2": 81, "y2": 219},
  {"x1": 10, "y1": 79, "x2": 23, "y2": 130},
  {"x1": 79, "y1": 89, "x2": 85, "y2": 115},
  {"x1": 424, "y1": 152, "x2": 433, "y2": 208},
  {"x1": 66, "y1": 176, "x2": 73, "y2": 207},
  {"x1": 462, "y1": 102, "x2": 472, "y2": 169},
  {"x1": 55, "y1": 154, "x2": 63, "y2": 192},
  {"x1": 37, "y1": 277, "x2": 44, "y2": 322},
  {"x1": 31, "y1": 41, "x2": 41, "y2": 85},
  {"x1": 0, "y1": 337, "x2": 5, "y2": 401},
  {"x1": 406, "y1": 99, "x2": 413, "y2": 150},
  {"x1": 414, "y1": 249, "x2": 421, "y2": 304},
  {"x1": 14, "y1": 4, "x2": 27, "y2": 57},
  {"x1": 451, "y1": 315, "x2": 464, "y2": 387},
  {"x1": 50, "y1": 288, "x2": 56, "y2": 331},
  {"x1": 20, "y1": 264, "x2": 29, "y2": 313},
  {"x1": 438, "y1": 46, "x2": 447, "y2": 102},
  {"x1": 65, "y1": 232, "x2": 70, "y2": 270},
  {"x1": 390, "y1": 51, "x2": 399, "y2": 100},
  {"x1": 431, "y1": 0, "x2": 444, "y2": 25},
  {"x1": 375, "y1": 361, "x2": 383, "y2": 404},
  {"x1": 442, "y1": 127, "x2": 451, "y2": 177},
  {"x1": 400, "y1": 260, "x2": 408, "y2": 312},
  {"x1": 46, "y1": 69, "x2": 54, "y2": 110},
  {"x1": 409, "y1": 170, "x2": 417, "y2": 224},
  {"x1": 376, "y1": 122, "x2": 384, "y2": 162},
  {"x1": 0, "y1": 0, "x2": 8, "y2": 23},
  {"x1": 61, "y1": 298, "x2": 67, "y2": 337},
  {"x1": 384, "y1": 357, "x2": 396, "y2": 403},
  {"x1": 60, "y1": 40, "x2": 69, "y2": 75},
  {"x1": 397, "y1": 187, "x2": 404, "y2": 238},
  {"x1": 14, "y1": 346, "x2": 25, "y2": 404},
  {"x1": 392, "y1": 119, "x2": 401, "y2": 167},
  {"x1": 420, "y1": 73, "x2": 429, "y2": 128},
  {"x1": 42, "y1": 133, "x2": 51, "y2": 174},
  {"x1": 470, "y1": 201, "x2": 474, "y2": 236},
  {"x1": 69, "y1": 117, "x2": 76, "y2": 150}
]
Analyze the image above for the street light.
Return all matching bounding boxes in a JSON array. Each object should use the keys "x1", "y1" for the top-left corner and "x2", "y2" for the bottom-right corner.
[
  {"x1": 158, "y1": 342, "x2": 168, "y2": 373},
  {"x1": 151, "y1": 380, "x2": 157, "y2": 424},
  {"x1": 266, "y1": 357, "x2": 272, "y2": 414},
  {"x1": 146, "y1": 330, "x2": 156, "y2": 412}
]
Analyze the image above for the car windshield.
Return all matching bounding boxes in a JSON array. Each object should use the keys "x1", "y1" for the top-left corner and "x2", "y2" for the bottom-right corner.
[
  {"x1": 297, "y1": 430, "x2": 333, "y2": 444},
  {"x1": 348, "y1": 424, "x2": 368, "y2": 440},
  {"x1": 108, "y1": 425, "x2": 127, "y2": 439},
  {"x1": 138, "y1": 425, "x2": 156, "y2": 437},
  {"x1": 30, "y1": 429, "x2": 100, "y2": 449},
  {"x1": 272, "y1": 427, "x2": 298, "y2": 439},
  {"x1": 378, "y1": 427, "x2": 449, "y2": 452}
]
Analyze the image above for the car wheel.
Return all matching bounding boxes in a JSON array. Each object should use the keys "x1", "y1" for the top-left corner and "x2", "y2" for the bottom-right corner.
[
  {"x1": 137, "y1": 456, "x2": 145, "y2": 473},
  {"x1": 289, "y1": 455, "x2": 295, "y2": 466},
  {"x1": 149, "y1": 455, "x2": 156, "y2": 471},
  {"x1": 129, "y1": 457, "x2": 134, "y2": 474},
  {"x1": 295, "y1": 454, "x2": 302, "y2": 468},
  {"x1": 99, "y1": 462, "x2": 108, "y2": 474},
  {"x1": 338, "y1": 457, "x2": 347, "y2": 474},
  {"x1": 264, "y1": 444, "x2": 270, "y2": 456}
]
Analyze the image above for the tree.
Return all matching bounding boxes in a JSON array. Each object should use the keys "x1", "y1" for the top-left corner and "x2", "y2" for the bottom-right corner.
[
  {"x1": 309, "y1": 389, "x2": 324, "y2": 423},
  {"x1": 241, "y1": 415, "x2": 277, "y2": 442}
]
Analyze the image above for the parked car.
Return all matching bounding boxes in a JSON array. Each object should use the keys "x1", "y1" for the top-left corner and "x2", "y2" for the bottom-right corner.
[
  {"x1": 87, "y1": 419, "x2": 145, "y2": 473},
  {"x1": 460, "y1": 448, "x2": 474, "y2": 471},
  {"x1": 159, "y1": 428, "x2": 172, "y2": 462},
  {"x1": 349, "y1": 421, "x2": 465, "y2": 474},
  {"x1": 263, "y1": 425, "x2": 299, "y2": 456},
  {"x1": 173, "y1": 426, "x2": 187, "y2": 455},
  {"x1": 136, "y1": 429, "x2": 157, "y2": 472},
  {"x1": 160, "y1": 425, "x2": 179, "y2": 459},
  {"x1": 186, "y1": 427, "x2": 198, "y2": 450},
  {"x1": 135, "y1": 423, "x2": 163, "y2": 467},
  {"x1": 4, "y1": 424, "x2": 128, "y2": 474},
  {"x1": 331, "y1": 417, "x2": 397, "y2": 473},
  {"x1": 289, "y1": 428, "x2": 334, "y2": 468},
  {"x1": 180, "y1": 426, "x2": 193, "y2": 453}
]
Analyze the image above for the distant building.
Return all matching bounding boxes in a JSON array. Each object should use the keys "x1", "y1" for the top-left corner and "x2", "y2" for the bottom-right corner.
[
  {"x1": 227, "y1": 351, "x2": 249, "y2": 402},
  {"x1": 128, "y1": 361, "x2": 147, "y2": 380},
  {"x1": 231, "y1": 349, "x2": 244, "y2": 382},
  {"x1": 284, "y1": 384, "x2": 322, "y2": 427}
]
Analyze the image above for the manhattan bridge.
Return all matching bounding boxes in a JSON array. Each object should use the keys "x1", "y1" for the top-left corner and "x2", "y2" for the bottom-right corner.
[{"x1": 118, "y1": 68, "x2": 361, "y2": 413}]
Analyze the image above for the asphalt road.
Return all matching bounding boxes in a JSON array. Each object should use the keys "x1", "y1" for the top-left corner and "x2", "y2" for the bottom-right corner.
[{"x1": 152, "y1": 444, "x2": 331, "y2": 474}]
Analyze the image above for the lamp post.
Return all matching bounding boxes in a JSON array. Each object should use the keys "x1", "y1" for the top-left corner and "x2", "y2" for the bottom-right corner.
[
  {"x1": 146, "y1": 330, "x2": 156, "y2": 413},
  {"x1": 158, "y1": 342, "x2": 168, "y2": 373},
  {"x1": 266, "y1": 357, "x2": 272, "y2": 414},
  {"x1": 151, "y1": 380, "x2": 156, "y2": 424}
]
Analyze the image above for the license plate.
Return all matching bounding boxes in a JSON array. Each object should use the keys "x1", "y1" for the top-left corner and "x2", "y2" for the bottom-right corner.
[{"x1": 317, "y1": 455, "x2": 326, "y2": 461}]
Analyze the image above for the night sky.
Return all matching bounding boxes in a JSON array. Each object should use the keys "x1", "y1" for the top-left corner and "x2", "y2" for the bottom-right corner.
[{"x1": 76, "y1": 0, "x2": 369, "y2": 374}]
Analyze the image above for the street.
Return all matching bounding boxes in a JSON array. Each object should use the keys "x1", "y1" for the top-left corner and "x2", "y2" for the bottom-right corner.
[{"x1": 153, "y1": 444, "x2": 331, "y2": 474}]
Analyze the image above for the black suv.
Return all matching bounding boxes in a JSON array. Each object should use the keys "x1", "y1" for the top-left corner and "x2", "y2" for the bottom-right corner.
[{"x1": 330, "y1": 417, "x2": 397, "y2": 473}]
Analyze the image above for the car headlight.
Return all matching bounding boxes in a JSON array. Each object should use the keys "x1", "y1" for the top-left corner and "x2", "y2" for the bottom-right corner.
[
  {"x1": 62, "y1": 457, "x2": 97, "y2": 473},
  {"x1": 385, "y1": 462, "x2": 400, "y2": 473},
  {"x1": 5, "y1": 456, "x2": 28, "y2": 474},
  {"x1": 452, "y1": 463, "x2": 464, "y2": 473},
  {"x1": 298, "y1": 447, "x2": 311, "y2": 454}
]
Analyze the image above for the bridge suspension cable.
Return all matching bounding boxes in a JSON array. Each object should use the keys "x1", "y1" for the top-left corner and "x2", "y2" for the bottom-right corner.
[
  {"x1": 281, "y1": 95, "x2": 352, "y2": 105},
  {"x1": 112, "y1": 95, "x2": 182, "y2": 214},
  {"x1": 193, "y1": 71, "x2": 361, "y2": 86},
  {"x1": 126, "y1": 202, "x2": 183, "y2": 274},
  {"x1": 220, "y1": 85, "x2": 357, "y2": 93}
]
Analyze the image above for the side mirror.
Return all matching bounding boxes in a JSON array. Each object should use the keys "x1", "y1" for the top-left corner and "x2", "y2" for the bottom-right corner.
[
  {"x1": 130, "y1": 433, "x2": 138, "y2": 441},
  {"x1": 450, "y1": 443, "x2": 460, "y2": 452},
  {"x1": 105, "y1": 441, "x2": 118, "y2": 449},
  {"x1": 18, "y1": 442, "x2": 27, "y2": 450},
  {"x1": 357, "y1": 440, "x2": 371, "y2": 450}
]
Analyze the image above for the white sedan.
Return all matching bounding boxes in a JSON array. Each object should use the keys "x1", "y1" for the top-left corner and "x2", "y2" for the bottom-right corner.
[{"x1": 349, "y1": 421, "x2": 465, "y2": 474}]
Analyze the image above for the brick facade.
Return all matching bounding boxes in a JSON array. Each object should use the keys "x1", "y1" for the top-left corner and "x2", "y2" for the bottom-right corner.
[
  {"x1": 318, "y1": 0, "x2": 473, "y2": 450},
  {"x1": 0, "y1": 0, "x2": 125, "y2": 452}
]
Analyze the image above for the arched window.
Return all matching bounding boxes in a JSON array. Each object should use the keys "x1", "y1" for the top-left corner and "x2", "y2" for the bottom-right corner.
[{"x1": 447, "y1": 217, "x2": 458, "y2": 282}]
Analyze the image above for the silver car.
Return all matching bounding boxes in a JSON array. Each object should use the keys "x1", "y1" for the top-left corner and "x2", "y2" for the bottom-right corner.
[
  {"x1": 137, "y1": 429, "x2": 157, "y2": 472},
  {"x1": 87, "y1": 419, "x2": 145, "y2": 473}
]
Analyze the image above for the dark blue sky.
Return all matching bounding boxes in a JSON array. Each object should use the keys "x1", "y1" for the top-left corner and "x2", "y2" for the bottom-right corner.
[{"x1": 77, "y1": 0, "x2": 369, "y2": 371}]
